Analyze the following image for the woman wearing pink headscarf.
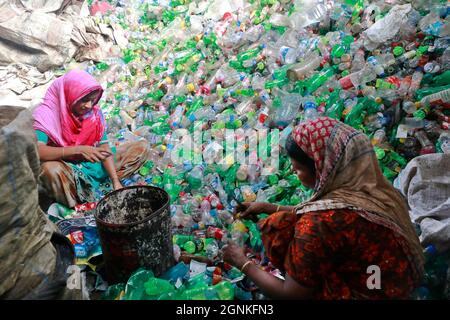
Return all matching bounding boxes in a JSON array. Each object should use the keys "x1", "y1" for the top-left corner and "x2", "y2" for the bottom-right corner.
[{"x1": 33, "y1": 69, "x2": 150, "y2": 208}]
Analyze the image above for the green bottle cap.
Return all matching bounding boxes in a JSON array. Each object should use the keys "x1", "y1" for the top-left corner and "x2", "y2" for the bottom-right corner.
[
  {"x1": 342, "y1": 35, "x2": 354, "y2": 45},
  {"x1": 286, "y1": 174, "x2": 301, "y2": 187},
  {"x1": 268, "y1": 174, "x2": 279, "y2": 185},
  {"x1": 139, "y1": 166, "x2": 150, "y2": 176},
  {"x1": 413, "y1": 109, "x2": 426, "y2": 120},
  {"x1": 417, "y1": 46, "x2": 429, "y2": 56},
  {"x1": 257, "y1": 61, "x2": 265, "y2": 71},
  {"x1": 184, "y1": 241, "x2": 196, "y2": 254},
  {"x1": 393, "y1": 46, "x2": 404, "y2": 57},
  {"x1": 374, "y1": 147, "x2": 386, "y2": 160},
  {"x1": 290, "y1": 194, "x2": 301, "y2": 205},
  {"x1": 233, "y1": 119, "x2": 243, "y2": 128},
  {"x1": 152, "y1": 175, "x2": 162, "y2": 184}
]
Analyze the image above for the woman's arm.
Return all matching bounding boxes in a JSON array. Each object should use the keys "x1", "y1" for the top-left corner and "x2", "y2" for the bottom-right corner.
[
  {"x1": 237, "y1": 202, "x2": 296, "y2": 220},
  {"x1": 38, "y1": 144, "x2": 80, "y2": 161},
  {"x1": 223, "y1": 243, "x2": 313, "y2": 299},
  {"x1": 38, "y1": 144, "x2": 111, "y2": 163},
  {"x1": 264, "y1": 203, "x2": 296, "y2": 213},
  {"x1": 245, "y1": 263, "x2": 313, "y2": 299},
  {"x1": 98, "y1": 143, "x2": 123, "y2": 190}
]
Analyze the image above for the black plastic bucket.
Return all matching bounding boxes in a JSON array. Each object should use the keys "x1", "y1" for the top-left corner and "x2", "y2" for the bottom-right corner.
[{"x1": 95, "y1": 186, "x2": 174, "y2": 284}]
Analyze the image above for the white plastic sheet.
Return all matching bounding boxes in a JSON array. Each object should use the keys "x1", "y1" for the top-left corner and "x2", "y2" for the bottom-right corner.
[{"x1": 395, "y1": 153, "x2": 450, "y2": 252}]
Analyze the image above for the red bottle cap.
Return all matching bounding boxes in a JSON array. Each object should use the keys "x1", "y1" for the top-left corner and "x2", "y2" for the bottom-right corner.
[
  {"x1": 222, "y1": 12, "x2": 233, "y2": 21},
  {"x1": 339, "y1": 75, "x2": 353, "y2": 90},
  {"x1": 386, "y1": 76, "x2": 401, "y2": 88}
]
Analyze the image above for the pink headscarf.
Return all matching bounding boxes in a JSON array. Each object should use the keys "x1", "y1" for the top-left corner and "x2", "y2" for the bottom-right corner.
[{"x1": 33, "y1": 69, "x2": 105, "y2": 147}]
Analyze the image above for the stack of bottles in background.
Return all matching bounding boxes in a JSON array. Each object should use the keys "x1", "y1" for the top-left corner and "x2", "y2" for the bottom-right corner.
[{"x1": 55, "y1": 0, "x2": 450, "y2": 300}]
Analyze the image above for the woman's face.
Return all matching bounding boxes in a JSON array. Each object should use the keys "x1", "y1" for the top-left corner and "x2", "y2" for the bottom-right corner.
[
  {"x1": 71, "y1": 90, "x2": 99, "y2": 117},
  {"x1": 290, "y1": 157, "x2": 316, "y2": 189}
]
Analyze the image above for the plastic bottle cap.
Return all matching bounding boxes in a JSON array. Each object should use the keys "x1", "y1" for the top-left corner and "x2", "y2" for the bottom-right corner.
[
  {"x1": 424, "y1": 245, "x2": 437, "y2": 256},
  {"x1": 186, "y1": 83, "x2": 195, "y2": 92},
  {"x1": 304, "y1": 102, "x2": 317, "y2": 110},
  {"x1": 341, "y1": 54, "x2": 351, "y2": 62},
  {"x1": 375, "y1": 148, "x2": 385, "y2": 160},
  {"x1": 424, "y1": 62, "x2": 440, "y2": 73},
  {"x1": 392, "y1": 46, "x2": 405, "y2": 57}
]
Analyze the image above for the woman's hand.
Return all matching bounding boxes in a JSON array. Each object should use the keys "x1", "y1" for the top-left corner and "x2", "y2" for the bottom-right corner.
[
  {"x1": 234, "y1": 202, "x2": 274, "y2": 220},
  {"x1": 77, "y1": 146, "x2": 112, "y2": 163},
  {"x1": 222, "y1": 242, "x2": 249, "y2": 270},
  {"x1": 112, "y1": 179, "x2": 123, "y2": 191}
]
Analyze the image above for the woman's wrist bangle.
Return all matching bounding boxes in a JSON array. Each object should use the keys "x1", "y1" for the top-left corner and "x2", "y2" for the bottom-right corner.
[
  {"x1": 241, "y1": 260, "x2": 253, "y2": 273},
  {"x1": 276, "y1": 204, "x2": 281, "y2": 212}
]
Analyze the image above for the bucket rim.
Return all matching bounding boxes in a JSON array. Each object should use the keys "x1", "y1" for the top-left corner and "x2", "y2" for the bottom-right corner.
[{"x1": 95, "y1": 185, "x2": 170, "y2": 228}]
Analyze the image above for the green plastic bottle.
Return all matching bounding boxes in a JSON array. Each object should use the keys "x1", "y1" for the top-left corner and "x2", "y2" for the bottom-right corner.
[
  {"x1": 430, "y1": 70, "x2": 450, "y2": 87},
  {"x1": 325, "y1": 89, "x2": 345, "y2": 120},
  {"x1": 96, "y1": 62, "x2": 110, "y2": 71},
  {"x1": 214, "y1": 281, "x2": 235, "y2": 300},
  {"x1": 331, "y1": 35, "x2": 354, "y2": 59},
  {"x1": 173, "y1": 234, "x2": 194, "y2": 246},
  {"x1": 267, "y1": 174, "x2": 279, "y2": 186},
  {"x1": 146, "y1": 89, "x2": 165, "y2": 101},
  {"x1": 286, "y1": 174, "x2": 301, "y2": 187},
  {"x1": 265, "y1": 78, "x2": 289, "y2": 89},
  {"x1": 186, "y1": 97, "x2": 204, "y2": 118},
  {"x1": 235, "y1": 88, "x2": 255, "y2": 97},
  {"x1": 389, "y1": 150, "x2": 407, "y2": 168},
  {"x1": 344, "y1": 97, "x2": 368, "y2": 128},
  {"x1": 101, "y1": 283, "x2": 125, "y2": 300},
  {"x1": 237, "y1": 46, "x2": 261, "y2": 62},
  {"x1": 182, "y1": 239, "x2": 204, "y2": 254},
  {"x1": 413, "y1": 104, "x2": 430, "y2": 120},
  {"x1": 415, "y1": 84, "x2": 450, "y2": 101},
  {"x1": 304, "y1": 67, "x2": 335, "y2": 94},
  {"x1": 272, "y1": 64, "x2": 293, "y2": 81},
  {"x1": 123, "y1": 269, "x2": 154, "y2": 300},
  {"x1": 144, "y1": 278, "x2": 176, "y2": 298},
  {"x1": 243, "y1": 220, "x2": 263, "y2": 250}
]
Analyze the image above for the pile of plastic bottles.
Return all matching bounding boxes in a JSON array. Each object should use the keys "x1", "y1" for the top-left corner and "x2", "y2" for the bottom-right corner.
[
  {"x1": 58, "y1": 0, "x2": 450, "y2": 299},
  {"x1": 412, "y1": 244, "x2": 450, "y2": 300}
]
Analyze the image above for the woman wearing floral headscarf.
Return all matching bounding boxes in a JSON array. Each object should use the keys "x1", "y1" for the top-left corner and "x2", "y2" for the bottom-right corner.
[
  {"x1": 33, "y1": 69, "x2": 150, "y2": 208},
  {"x1": 223, "y1": 117, "x2": 424, "y2": 299}
]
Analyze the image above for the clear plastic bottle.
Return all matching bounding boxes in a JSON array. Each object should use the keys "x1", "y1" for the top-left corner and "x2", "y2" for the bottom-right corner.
[
  {"x1": 286, "y1": 52, "x2": 322, "y2": 81},
  {"x1": 424, "y1": 61, "x2": 441, "y2": 74},
  {"x1": 420, "y1": 88, "x2": 450, "y2": 106},
  {"x1": 279, "y1": 46, "x2": 301, "y2": 65},
  {"x1": 304, "y1": 101, "x2": 319, "y2": 121},
  {"x1": 367, "y1": 56, "x2": 385, "y2": 77},
  {"x1": 415, "y1": 130, "x2": 435, "y2": 155},
  {"x1": 438, "y1": 132, "x2": 450, "y2": 153},
  {"x1": 408, "y1": 71, "x2": 424, "y2": 97},
  {"x1": 371, "y1": 128, "x2": 386, "y2": 146},
  {"x1": 170, "y1": 105, "x2": 185, "y2": 128},
  {"x1": 205, "y1": 240, "x2": 219, "y2": 260},
  {"x1": 187, "y1": 164, "x2": 205, "y2": 190}
]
